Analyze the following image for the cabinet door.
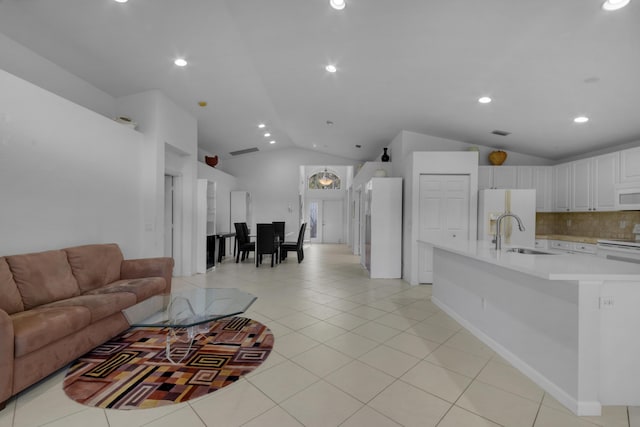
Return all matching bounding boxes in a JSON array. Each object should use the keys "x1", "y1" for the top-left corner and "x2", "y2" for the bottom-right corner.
[
  {"x1": 533, "y1": 167, "x2": 553, "y2": 212},
  {"x1": 571, "y1": 159, "x2": 591, "y2": 212},
  {"x1": 592, "y1": 153, "x2": 618, "y2": 211},
  {"x1": 516, "y1": 166, "x2": 534, "y2": 189},
  {"x1": 492, "y1": 166, "x2": 518, "y2": 188},
  {"x1": 620, "y1": 147, "x2": 640, "y2": 183},
  {"x1": 554, "y1": 163, "x2": 571, "y2": 212},
  {"x1": 478, "y1": 166, "x2": 493, "y2": 190}
]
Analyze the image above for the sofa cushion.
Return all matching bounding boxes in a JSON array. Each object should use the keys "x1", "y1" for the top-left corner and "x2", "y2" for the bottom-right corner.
[
  {"x1": 0, "y1": 257, "x2": 24, "y2": 314},
  {"x1": 40, "y1": 292, "x2": 137, "y2": 323},
  {"x1": 64, "y1": 244, "x2": 124, "y2": 293},
  {"x1": 6, "y1": 250, "x2": 80, "y2": 310},
  {"x1": 83, "y1": 277, "x2": 166, "y2": 302},
  {"x1": 11, "y1": 306, "x2": 91, "y2": 357}
]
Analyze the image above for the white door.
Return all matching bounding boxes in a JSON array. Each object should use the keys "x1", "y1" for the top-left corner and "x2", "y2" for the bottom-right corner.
[
  {"x1": 323, "y1": 200, "x2": 343, "y2": 243},
  {"x1": 309, "y1": 200, "x2": 344, "y2": 243},
  {"x1": 418, "y1": 174, "x2": 470, "y2": 283}
]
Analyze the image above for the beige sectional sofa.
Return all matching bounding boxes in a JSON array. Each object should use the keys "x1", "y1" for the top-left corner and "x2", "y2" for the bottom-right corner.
[{"x1": 0, "y1": 243, "x2": 174, "y2": 409}]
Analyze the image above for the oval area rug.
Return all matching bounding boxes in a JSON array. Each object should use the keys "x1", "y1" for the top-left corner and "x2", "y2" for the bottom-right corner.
[{"x1": 63, "y1": 316, "x2": 273, "y2": 409}]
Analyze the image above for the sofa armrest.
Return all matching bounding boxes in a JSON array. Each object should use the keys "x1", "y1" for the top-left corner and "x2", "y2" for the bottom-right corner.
[
  {"x1": 0, "y1": 309, "x2": 14, "y2": 407},
  {"x1": 120, "y1": 257, "x2": 174, "y2": 294}
]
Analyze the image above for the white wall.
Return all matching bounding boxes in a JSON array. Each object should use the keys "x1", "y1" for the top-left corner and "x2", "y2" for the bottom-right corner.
[
  {"x1": 404, "y1": 151, "x2": 479, "y2": 285},
  {"x1": 0, "y1": 34, "x2": 116, "y2": 119},
  {"x1": 0, "y1": 69, "x2": 145, "y2": 257},
  {"x1": 116, "y1": 90, "x2": 198, "y2": 276},
  {"x1": 220, "y1": 147, "x2": 357, "y2": 237},
  {"x1": 389, "y1": 130, "x2": 553, "y2": 169}
]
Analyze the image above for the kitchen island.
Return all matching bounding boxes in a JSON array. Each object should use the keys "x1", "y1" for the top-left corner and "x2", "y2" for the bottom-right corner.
[{"x1": 420, "y1": 238, "x2": 640, "y2": 416}]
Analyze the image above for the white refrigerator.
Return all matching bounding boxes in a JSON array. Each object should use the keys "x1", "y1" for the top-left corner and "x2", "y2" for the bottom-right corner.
[{"x1": 478, "y1": 189, "x2": 536, "y2": 248}]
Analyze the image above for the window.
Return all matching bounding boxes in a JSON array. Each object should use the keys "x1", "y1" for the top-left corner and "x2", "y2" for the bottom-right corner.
[{"x1": 308, "y1": 170, "x2": 341, "y2": 190}]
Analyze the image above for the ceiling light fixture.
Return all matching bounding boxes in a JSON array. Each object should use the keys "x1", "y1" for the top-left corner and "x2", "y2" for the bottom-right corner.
[
  {"x1": 574, "y1": 116, "x2": 590, "y2": 123},
  {"x1": 602, "y1": 0, "x2": 630, "y2": 10},
  {"x1": 258, "y1": 123, "x2": 266, "y2": 128},
  {"x1": 264, "y1": 132, "x2": 271, "y2": 137},
  {"x1": 478, "y1": 96, "x2": 492, "y2": 104},
  {"x1": 269, "y1": 140, "x2": 276, "y2": 144},
  {"x1": 318, "y1": 168, "x2": 334, "y2": 186},
  {"x1": 114, "y1": 0, "x2": 128, "y2": 3},
  {"x1": 329, "y1": 0, "x2": 346, "y2": 10},
  {"x1": 325, "y1": 64, "x2": 337, "y2": 73},
  {"x1": 174, "y1": 58, "x2": 187, "y2": 67}
]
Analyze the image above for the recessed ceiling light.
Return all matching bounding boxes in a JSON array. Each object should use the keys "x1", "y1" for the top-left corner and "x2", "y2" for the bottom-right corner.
[
  {"x1": 258, "y1": 123, "x2": 266, "y2": 128},
  {"x1": 602, "y1": 0, "x2": 630, "y2": 10},
  {"x1": 325, "y1": 64, "x2": 337, "y2": 73},
  {"x1": 330, "y1": 0, "x2": 346, "y2": 10},
  {"x1": 574, "y1": 116, "x2": 589, "y2": 123},
  {"x1": 114, "y1": 0, "x2": 128, "y2": 3},
  {"x1": 264, "y1": 132, "x2": 271, "y2": 137},
  {"x1": 478, "y1": 96, "x2": 492, "y2": 104},
  {"x1": 174, "y1": 58, "x2": 187, "y2": 67},
  {"x1": 269, "y1": 140, "x2": 276, "y2": 144}
]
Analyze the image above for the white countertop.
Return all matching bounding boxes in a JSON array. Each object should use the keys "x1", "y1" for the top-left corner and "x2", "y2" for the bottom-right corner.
[{"x1": 419, "y1": 238, "x2": 640, "y2": 281}]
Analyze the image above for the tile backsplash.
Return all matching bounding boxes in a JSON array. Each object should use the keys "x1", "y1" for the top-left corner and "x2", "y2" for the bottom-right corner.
[{"x1": 536, "y1": 211, "x2": 640, "y2": 240}]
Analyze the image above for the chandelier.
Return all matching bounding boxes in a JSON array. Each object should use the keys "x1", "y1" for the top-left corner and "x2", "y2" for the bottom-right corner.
[{"x1": 318, "y1": 168, "x2": 333, "y2": 186}]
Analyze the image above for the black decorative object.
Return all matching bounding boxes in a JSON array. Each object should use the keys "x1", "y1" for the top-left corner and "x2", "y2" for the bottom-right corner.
[{"x1": 381, "y1": 148, "x2": 390, "y2": 162}]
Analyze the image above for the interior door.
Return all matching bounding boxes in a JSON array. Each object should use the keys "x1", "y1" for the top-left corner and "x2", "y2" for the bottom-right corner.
[
  {"x1": 309, "y1": 199, "x2": 344, "y2": 243},
  {"x1": 418, "y1": 174, "x2": 470, "y2": 283},
  {"x1": 322, "y1": 200, "x2": 343, "y2": 243}
]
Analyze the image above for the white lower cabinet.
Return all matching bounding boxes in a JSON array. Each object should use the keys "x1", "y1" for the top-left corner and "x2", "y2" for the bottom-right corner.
[
  {"x1": 534, "y1": 239, "x2": 548, "y2": 249},
  {"x1": 548, "y1": 239, "x2": 597, "y2": 254}
]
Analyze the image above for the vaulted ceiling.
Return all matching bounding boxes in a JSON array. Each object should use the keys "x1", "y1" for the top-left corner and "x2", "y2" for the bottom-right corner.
[{"x1": 1, "y1": 0, "x2": 639, "y2": 162}]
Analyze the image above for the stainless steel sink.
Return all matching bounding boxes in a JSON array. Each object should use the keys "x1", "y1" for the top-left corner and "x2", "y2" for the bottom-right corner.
[{"x1": 506, "y1": 248, "x2": 558, "y2": 255}]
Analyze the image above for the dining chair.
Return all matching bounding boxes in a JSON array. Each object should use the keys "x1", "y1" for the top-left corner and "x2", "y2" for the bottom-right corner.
[
  {"x1": 256, "y1": 223, "x2": 278, "y2": 267},
  {"x1": 280, "y1": 222, "x2": 307, "y2": 263},
  {"x1": 234, "y1": 222, "x2": 255, "y2": 263}
]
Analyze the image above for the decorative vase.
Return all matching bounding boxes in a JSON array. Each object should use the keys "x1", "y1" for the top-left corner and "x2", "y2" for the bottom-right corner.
[
  {"x1": 205, "y1": 155, "x2": 219, "y2": 168},
  {"x1": 488, "y1": 150, "x2": 507, "y2": 165},
  {"x1": 381, "y1": 148, "x2": 390, "y2": 162}
]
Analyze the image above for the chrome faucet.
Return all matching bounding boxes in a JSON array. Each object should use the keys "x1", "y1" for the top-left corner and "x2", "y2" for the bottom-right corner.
[{"x1": 495, "y1": 213, "x2": 526, "y2": 250}]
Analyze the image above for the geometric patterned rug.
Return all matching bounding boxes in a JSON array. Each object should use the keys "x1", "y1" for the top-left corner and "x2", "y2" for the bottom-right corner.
[{"x1": 63, "y1": 317, "x2": 273, "y2": 410}]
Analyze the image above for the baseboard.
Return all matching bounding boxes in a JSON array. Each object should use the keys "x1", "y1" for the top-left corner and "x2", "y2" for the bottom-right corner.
[{"x1": 432, "y1": 296, "x2": 602, "y2": 417}]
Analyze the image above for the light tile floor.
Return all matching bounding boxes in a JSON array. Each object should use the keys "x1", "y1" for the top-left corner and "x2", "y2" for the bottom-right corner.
[{"x1": 1, "y1": 244, "x2": 638, "y2": 427}]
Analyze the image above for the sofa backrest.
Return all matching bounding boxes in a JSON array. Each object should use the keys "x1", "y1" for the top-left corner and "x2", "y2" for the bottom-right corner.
[
  {"x1": 63, "y1": 243, "x2": 124, "y2": 293},
  {"x1": 5, "y1": 250, "x2": 81, "y2": 310},
  {"x1": 0, "y1": 257, "x2": 24, "y2": 314}
]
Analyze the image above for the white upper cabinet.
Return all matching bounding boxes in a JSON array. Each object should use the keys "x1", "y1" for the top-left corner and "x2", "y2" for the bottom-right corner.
[
  {"x1": 478, "y1": 166, "x2": 493, "y2": 190},
  {"x1": 517, "y1": 166, "x2": 552, "y2": 212},
  {"x1": 478, "y1": 166, "x2": 517, "y2": 189},
  {"x1": 557, "y1": 152, "x2": 618, "y2": 212},
  {"x1": 571, "y1": 158, "x2": 592, "y2": 211},
  {"x1": 554, "y1": 163, "x2": 572, "y2": 212},
  {"x1": 619, "y1": 146, "x2": 640, "y2": 183},
  {"x1": 592, "y1": 152, "x2": 618, "y2": 210},
  {"x1": 493, "y1": 166, "x2": 518, "y2": 189}
]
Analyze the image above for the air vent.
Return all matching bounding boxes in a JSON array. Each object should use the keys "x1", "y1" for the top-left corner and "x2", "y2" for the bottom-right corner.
[
  {"x1": 491, "y1": 130, "x2": 511, "y2": 136},
  {"x1": 229, "y1": 147, "x2": 259, "y2": 156}
]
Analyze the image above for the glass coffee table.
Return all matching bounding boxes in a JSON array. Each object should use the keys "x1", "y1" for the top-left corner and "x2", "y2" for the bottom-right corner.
[{"x1": 122, "y1": 288, "x2": 256, "y2": 363}]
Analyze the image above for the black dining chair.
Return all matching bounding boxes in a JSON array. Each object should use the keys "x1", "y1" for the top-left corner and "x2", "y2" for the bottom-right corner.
[
  {"x1": 272, "y1": 221, "x2": 285, "y2": 257},
  {"x1": 280, "y1": 223, "x2": 306, "y2": 263},
  {"x1": 256, "y1": 223, "x2": 278, "y2": 267},
  {"x1": 234, "y1": 222, "x2": 255, "y2": 263}
]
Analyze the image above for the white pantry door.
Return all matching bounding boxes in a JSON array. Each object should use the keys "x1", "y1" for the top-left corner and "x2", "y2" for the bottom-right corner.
[{"x1": 418, "y1": 174, "x2": 470, "y2": 283}]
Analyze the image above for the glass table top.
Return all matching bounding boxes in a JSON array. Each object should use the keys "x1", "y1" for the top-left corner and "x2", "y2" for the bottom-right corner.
[{"x1": 123, "y1": 288, "x2": 257, "y2": 328}]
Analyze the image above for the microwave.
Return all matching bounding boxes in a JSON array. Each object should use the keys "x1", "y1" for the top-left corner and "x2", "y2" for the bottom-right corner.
[{"x1": 615, "y1": 185, "x2": 640, "y2": 210}]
